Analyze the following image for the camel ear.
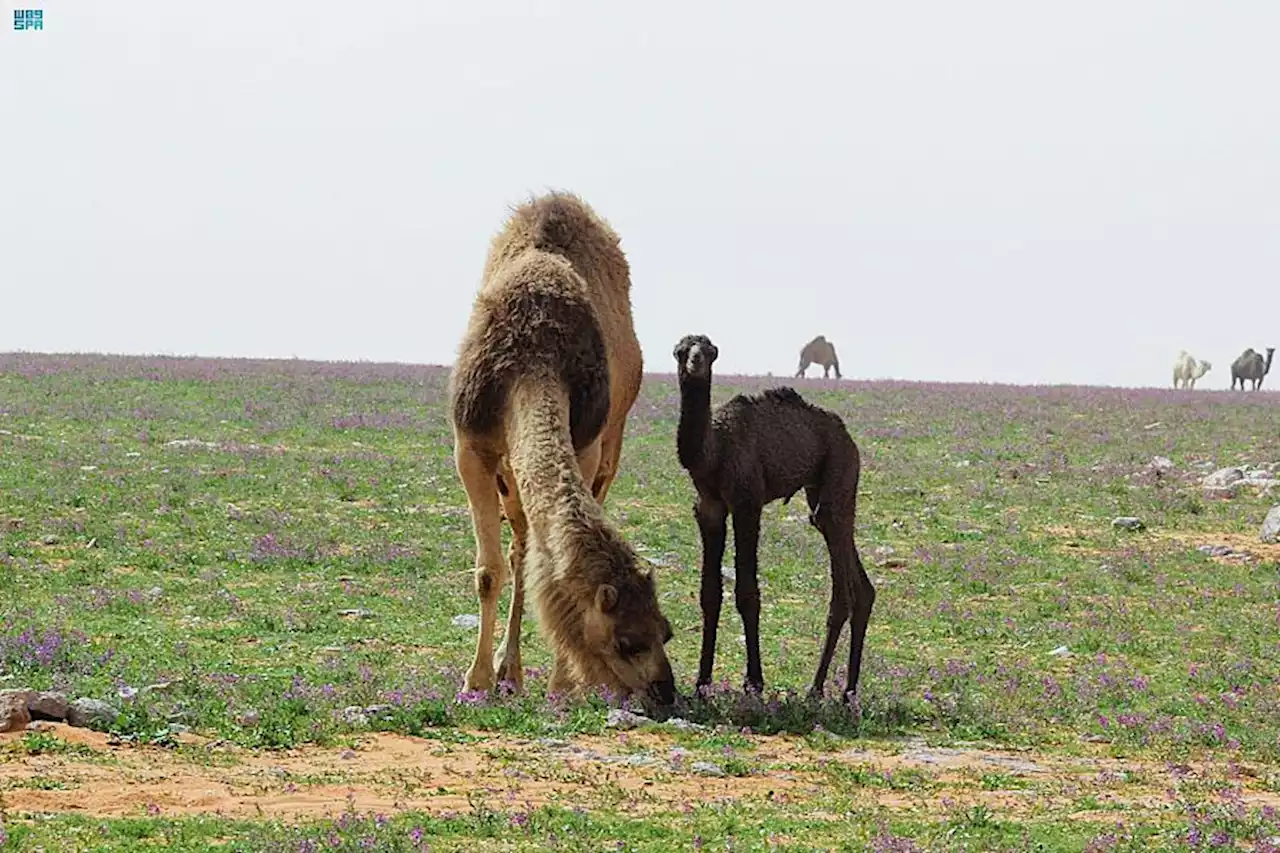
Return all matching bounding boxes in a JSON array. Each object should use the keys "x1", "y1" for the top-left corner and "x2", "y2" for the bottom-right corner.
[{"x1": 595, "y1": 584, "x2": 618, "y2": 613}]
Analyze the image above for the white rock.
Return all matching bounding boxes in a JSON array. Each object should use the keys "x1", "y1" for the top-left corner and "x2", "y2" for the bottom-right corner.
[
  {"x1": 1202, "y1": 467, "x2": 1245, "y2": 488},
  {"x1": 605, "y1": 708, "x2": 653, "y2": 730},
  {"x1": 1260, "y1": 506, "x2": 1280, "y2": 544}
]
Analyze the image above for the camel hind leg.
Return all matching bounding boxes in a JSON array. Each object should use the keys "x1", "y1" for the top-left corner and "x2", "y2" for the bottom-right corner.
[
  {"x1": 456, "y1": 435, "x2": 506, "y2": 693},
  {"x1": 806, "y1": 462, "x2": 875, "y2": 703}
]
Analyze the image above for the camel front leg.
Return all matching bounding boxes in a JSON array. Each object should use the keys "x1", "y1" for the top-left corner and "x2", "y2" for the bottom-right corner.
[
  {"x1": 732, "y1": 505, "x2": 765, "y2": 694},
  {"x1": 493, "y1": 486, "x2": 528, "y2": 691},
  {"x1": 577, "y1": 434, "x2": 609, "y2": 504},
  {"x1": 694, "y1": 497, "x2": 728, "y2": 691},
  {"x1": 579, "y1": 436, "x2": 602, "y2": 486},
  {"x1": 456, "y1": 438, "x2": 506, "y2": 693}
]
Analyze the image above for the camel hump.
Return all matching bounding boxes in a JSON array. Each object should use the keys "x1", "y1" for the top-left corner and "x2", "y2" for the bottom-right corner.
[
  {"x1": 525, "y1": 192, "x2": 614, "y2": 258},
  {"x1": 762, "y1": 386, "x2": 806, "y2": 406}
]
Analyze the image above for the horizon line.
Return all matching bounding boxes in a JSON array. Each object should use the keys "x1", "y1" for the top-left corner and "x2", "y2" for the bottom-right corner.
[{"x1": 0, "y1": 349, "x2": 1269, "y2": 394}]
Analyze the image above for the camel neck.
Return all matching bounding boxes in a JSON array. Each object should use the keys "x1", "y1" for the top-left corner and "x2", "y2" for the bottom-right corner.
[
  {"x1": 506, "y1": 376, "x2": 599, "y2": 551},
  {"x1": 676, "y1": 377, "x2": 715, "y2": 473}
]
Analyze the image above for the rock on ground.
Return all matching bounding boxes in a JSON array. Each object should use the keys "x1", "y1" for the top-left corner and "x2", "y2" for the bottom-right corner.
[
  {"x1": 1203, "y1": 467, "x2": 1244, "y2": 488},
  {"x1": 1111, "y1": 517, "x2": 1144, "y2": 531},
  {"x1": 0, "y1": 690, "x2": 34, "y2": 733},
  {"x1": 605, "y1": 708, "x2": 654, "y2": 730},
  {"x1": 66, "y1": 698, "x2": 121, "y2": 731},
  {"x1": 28, "y1": 691, "x2": 70, "y2": 721},
  {"x1": 1261, "y1": 506, "x2": 1280, "y2": 544}
]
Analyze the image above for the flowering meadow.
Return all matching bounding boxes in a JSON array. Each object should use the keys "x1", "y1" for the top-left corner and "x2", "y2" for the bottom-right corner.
[{"x1": 2, "y1": 353, "x2": 1280, "y2": 851}]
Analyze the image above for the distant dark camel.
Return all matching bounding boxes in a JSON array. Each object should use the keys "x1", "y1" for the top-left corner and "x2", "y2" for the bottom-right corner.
[
  {"x1": 795, "y1": 336, "x2": 841, "y2": 379},
  {"x1": 673, "y1": 333, "x2": 875, "y2": 703},
  {"x1": 1231, "y1": 347, "x2": 1275, "y2": 390}
]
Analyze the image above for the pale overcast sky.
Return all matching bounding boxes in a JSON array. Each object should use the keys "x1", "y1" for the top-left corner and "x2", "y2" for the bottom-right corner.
[{"x1": 3, "y1": 2, "x2": 1278, "y2": 387}]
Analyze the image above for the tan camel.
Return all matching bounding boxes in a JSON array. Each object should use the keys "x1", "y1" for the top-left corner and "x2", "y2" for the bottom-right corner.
[
  {"x1": 796, "y1": 335, "x2": 842, "y2": 379},
  {"x1": 448, "y1": 191, "x2": 673, "y2": 705}
]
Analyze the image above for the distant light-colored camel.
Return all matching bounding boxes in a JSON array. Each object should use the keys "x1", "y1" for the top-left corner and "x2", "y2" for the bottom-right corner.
[
  {"x1": 1172, "y1": 351, "x2": 1211, "y2": 389},
  {"x1": 1231, "y1": 347, "x2": 1275, "y2": 391},
  {"x1": 796, "y1": 335, "x2": 841, "y2": 379},
  {"x1": 448, "y1": 191, "x2": 675, "y2": 706}
]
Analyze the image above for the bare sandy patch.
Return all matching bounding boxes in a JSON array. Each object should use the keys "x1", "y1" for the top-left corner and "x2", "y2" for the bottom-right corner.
[
  {"x1": 0, "y1": 725, "x2": 1272, "y2": 824},
  {"x1": 1159, "y1": 530, "x2": 1280, "y2": 565}
]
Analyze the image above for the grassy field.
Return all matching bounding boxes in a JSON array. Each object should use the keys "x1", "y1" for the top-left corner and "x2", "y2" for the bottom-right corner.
[{"x1": 2, "y1": 353, "x2": 1280, "y2": 851}]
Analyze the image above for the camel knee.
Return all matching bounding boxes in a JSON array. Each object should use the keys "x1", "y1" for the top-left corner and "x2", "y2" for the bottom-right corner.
[
  {"x1": 854, "y1": 576, "x2": 877, "y2": 615},
  {"x1": 474, "y1": 564, "x2": 505, "y2": 600},
  {"x1": 734, "y1": 583, "x2": 760, "y2": 617},
  {"x1": 826, "y1": 590, "x2": 851, "y2": 626},
  {"x1": 699, "y1": 571, "x2": 722, "y2": 611}
]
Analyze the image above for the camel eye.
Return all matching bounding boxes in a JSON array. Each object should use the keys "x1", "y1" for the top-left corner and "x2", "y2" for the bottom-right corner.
[{"x1": 617, "y1": 638, "x2": 644, "y2": 657}]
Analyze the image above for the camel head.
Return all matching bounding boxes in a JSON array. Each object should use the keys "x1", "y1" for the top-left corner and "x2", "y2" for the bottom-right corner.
[
  {"x1": 1266, "y1": 347, "x2": 1276, "y2": 374},
  {"x1": 1195, "y1": 360, "x2": 1212, "y2": 379},
  {"x1": 673, "y1": 334, "x2": 718, "y2": 383},
  {"x1": 573, "y1": 549, "x2": 676, "y2": 708}
]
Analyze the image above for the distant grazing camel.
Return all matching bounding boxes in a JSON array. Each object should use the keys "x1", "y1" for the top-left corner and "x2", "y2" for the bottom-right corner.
[
  {"x1": 673, "y1": 333, "x2": 875, "y2": 702},
  {"x1": 1172, "y1": 351, "x2": 1211, "y2": 389},
  {"x1": 1231, "y1": 347, "x2": 1275, "y2": 391},
  {"x1": 796, "y1": 335, "x2": 842, "y2": 379},
  {"x1": 449, "y1": 191, "x2": 674, "y2": 706}
]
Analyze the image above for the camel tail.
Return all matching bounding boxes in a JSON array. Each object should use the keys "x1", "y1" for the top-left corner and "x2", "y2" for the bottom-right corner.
[{"x1": 450, "y1": 270, "x2": 612, "y2": 452}]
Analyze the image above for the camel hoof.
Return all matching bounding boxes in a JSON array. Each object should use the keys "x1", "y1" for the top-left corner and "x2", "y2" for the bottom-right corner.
[
  {"x1": 493, "y1": 654, "x2": 524, "y2": 693},
  {"x1": 743, "y1": 678, "x2": 764, "y2": 696},
  {"x1": 464, "y1": 663, "x2": 495, "y2": 693}
]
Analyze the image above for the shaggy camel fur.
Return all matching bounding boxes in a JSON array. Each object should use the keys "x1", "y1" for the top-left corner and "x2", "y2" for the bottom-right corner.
[
  {"x1": 1172, "y1": 351, "x2": 1211, "y2": 389},
  {"x1": 796, "y1": 335, "x2": 841, "y2": 379},
  {"x1": 1231, "y1": 347, "x2": 1275, "y2": 391},
  {"x1": 449, "y1": 192, "x2": 673, "y2": 705},
  {"x1": 673, "y1": 334, "x2": 875, "y2": 701}
]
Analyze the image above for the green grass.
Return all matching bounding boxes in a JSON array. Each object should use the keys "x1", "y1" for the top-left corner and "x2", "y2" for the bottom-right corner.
[{"x1": 2, "y1": 355, "x2": 1280, "y2": 850}]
